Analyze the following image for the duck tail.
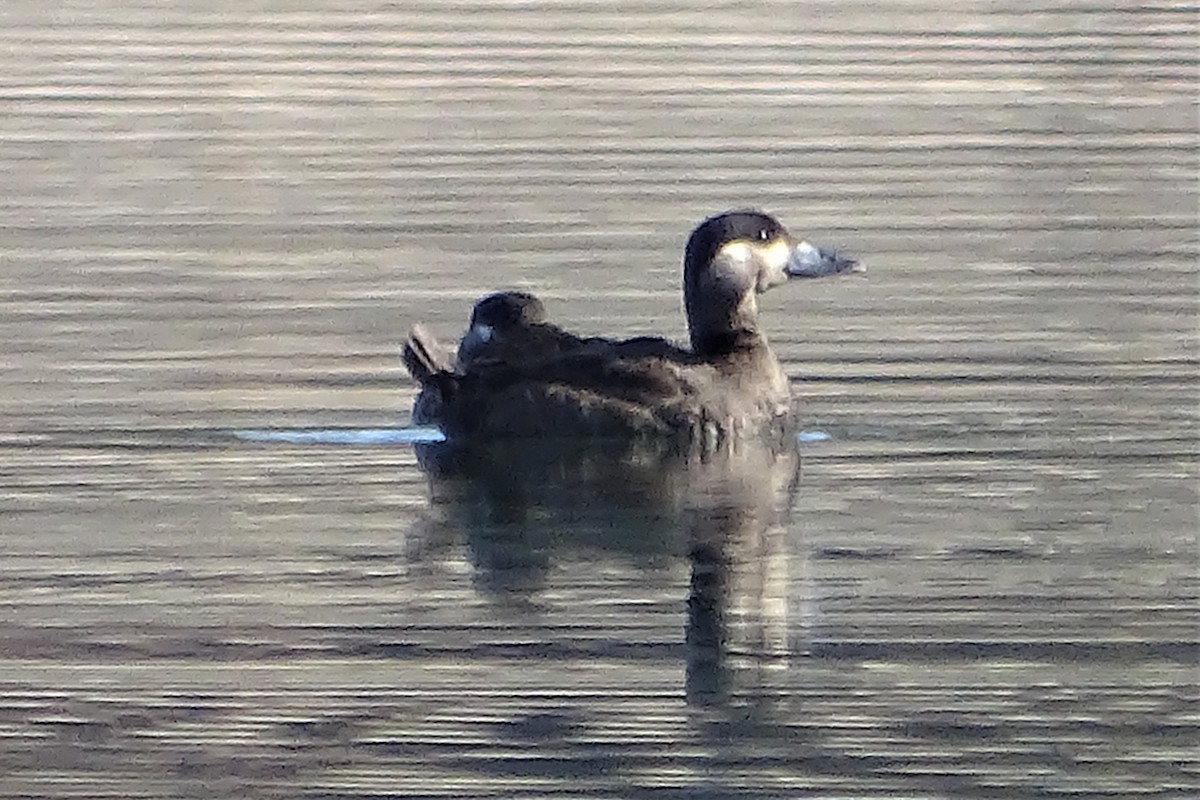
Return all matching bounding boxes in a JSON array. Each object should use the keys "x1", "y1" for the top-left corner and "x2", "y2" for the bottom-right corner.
[{"x1": 401, "y1": 323, "x2": 453, "y2": 382}]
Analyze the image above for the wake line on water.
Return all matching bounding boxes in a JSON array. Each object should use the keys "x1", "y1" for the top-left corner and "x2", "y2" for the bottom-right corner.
[
  {"x1": 233, "y1": 428, "x2": 446, "y2": 445},
  {"x1": 233, "y1": 428, "x2": 830, "y2": 446}
]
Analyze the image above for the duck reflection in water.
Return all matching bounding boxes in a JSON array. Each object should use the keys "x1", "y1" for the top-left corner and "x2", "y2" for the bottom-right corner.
[
  {"x1": 412, "y1": 433, "x2": 808, "y2": 707},
  {"x1": 403, "y1": 210, "x2": 855, "y2": 704}
]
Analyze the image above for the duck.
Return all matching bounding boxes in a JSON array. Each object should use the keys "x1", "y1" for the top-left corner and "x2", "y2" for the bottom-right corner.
[
  {"x1": 407, "y1": 288, "x2": 699, "y2": 424},
  {"x1": 402, "y1": 210, "x2": 858, "y2": 443},
  {"x1": 455, "y1": 291, "x2": 594, "y2": 369}
]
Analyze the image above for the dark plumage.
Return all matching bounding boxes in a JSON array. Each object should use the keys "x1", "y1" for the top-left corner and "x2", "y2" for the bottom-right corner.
[
  {"x1": 454, "y1": 290, "x2": 689, "y2": 370},
  {"x1": 455, "y1": 291, "x2": 590, "y2": 369},
  {"x1": 403, "y1": 210, "x2": 859, "y2": 443}
]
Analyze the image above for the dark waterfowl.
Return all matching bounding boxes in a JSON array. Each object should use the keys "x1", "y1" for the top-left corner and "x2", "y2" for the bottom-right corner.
[
  {"x1": 405, "y1": 291, "x2": 595, "y2": 423},
  {"x1": 455, "y1": 290, "x2": 685, "y2": 370},
  {"x1": 403, "y1": 210, "x2": 858, "y2": 443},
  {"x1": 456, "y1": 291, "x2": 591, "y2": 369},
  {"x1": 405, "y1": 288, "x2": 688, "y2": 426}
]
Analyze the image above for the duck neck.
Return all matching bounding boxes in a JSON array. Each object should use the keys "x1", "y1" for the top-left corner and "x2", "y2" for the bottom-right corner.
[
  {"x1": 690, "y1": 327, "x2": 764, "y2": 357},
  {"x1": 686, "y1": 287, "x2": 764, "y2": 356}
]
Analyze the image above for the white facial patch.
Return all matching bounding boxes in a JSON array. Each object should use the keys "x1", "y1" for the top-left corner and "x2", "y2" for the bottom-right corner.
[
  {"x1": 759, "y1": 238, "x2": 791, "y2": 272},
  {"x1": 716, "y1": 240, "x2": 755, "y2": 264},
  {"x1": 715, "y1": 238, "x2": 791, "y2": 271},
  {"x1": 470, "y1": 323, "x2": 494, "y2": 342},
  {"x1": 715, "y1": 237, "x2": 794, "y2": 293}
]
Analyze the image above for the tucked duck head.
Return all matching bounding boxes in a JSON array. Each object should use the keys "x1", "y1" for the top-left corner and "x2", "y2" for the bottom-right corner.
[
  {"x1": 683, "y1": 210, "x2": 858, "y2": 355},
  {"x1": 456, "y1": 291, "x2": 548, "y2": 366}
]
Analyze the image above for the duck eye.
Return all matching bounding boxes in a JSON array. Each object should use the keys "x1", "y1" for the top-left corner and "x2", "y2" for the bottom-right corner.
[{"x1": 756, "y1": 228, "x2": 771, "y2": 242}]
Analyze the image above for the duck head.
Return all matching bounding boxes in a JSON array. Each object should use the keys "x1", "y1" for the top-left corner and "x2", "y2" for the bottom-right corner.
[
  {"x1": 683, "y1": 210, "x2": 858, "y2": 355},
  {"x1": 456, "y1": 290, "x2": 548, "y2": 366}
]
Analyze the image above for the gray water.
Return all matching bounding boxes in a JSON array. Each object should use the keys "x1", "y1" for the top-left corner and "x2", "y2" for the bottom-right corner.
[{"x1": 1, "y1": 1, "x2": 1197, "y2": 797}]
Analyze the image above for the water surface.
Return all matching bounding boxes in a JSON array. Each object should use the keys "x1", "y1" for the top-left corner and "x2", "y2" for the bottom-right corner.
[{"x1": 1, "y1": 1, "x2": 1196, "y2": 797}]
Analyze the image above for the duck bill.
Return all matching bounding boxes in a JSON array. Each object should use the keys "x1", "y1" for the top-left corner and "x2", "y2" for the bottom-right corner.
[
  {"x1": 784, "y1": 240, "x2": 861, "y2": 278},
  {"x1": 455, "y1": 323, "x2": 494, "y2": 365}
]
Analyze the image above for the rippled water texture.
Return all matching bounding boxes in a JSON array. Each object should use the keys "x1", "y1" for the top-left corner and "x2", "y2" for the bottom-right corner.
[{"x1": 1, "y1": 1, "x2": 1197, "y2": 797}]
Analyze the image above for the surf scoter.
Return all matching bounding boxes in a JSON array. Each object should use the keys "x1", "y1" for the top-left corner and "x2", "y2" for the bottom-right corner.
[{"x1": 402, "y1": 210, "x2": 858, "y2": 443}]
